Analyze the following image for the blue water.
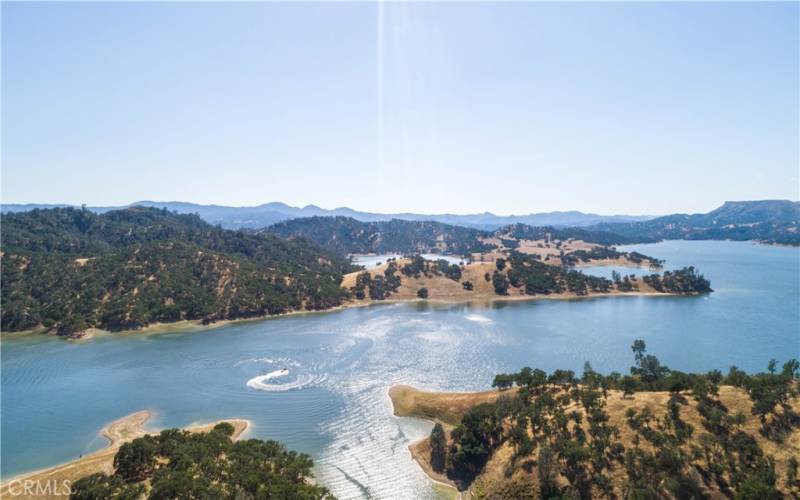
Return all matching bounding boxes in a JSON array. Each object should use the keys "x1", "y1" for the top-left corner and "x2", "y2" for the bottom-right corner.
[
  {"x1": 2, "y1": 240, "x2": 798, "y2": 498},
  {"x1": 351, "y1": 254, "x2": 404, "y2": 268}
]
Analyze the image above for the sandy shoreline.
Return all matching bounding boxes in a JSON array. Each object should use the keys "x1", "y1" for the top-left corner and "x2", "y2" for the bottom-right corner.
[
  {"x1": 0, "y1": 411, "x2": 250, "y2": 499},
  {"x1": 389, "y1": 386, "x2": 465, "y2": 498}
]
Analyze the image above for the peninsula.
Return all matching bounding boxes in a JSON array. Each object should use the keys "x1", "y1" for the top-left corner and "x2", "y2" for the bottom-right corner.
[
  {"x1": 390, "y1": 342, "x2": 800, "y2": 498},
  {"x1": 0, "y1": 412, "x2": 249, "y2": 500}
]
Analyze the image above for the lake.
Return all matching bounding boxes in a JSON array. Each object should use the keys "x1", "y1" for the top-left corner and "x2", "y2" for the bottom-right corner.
[
  {"x1": 352, "y1": 253, "x2": 463, "y2": 268},
  {"x1": 2, "y1": 240, "x2": 798, "y2": 498}
]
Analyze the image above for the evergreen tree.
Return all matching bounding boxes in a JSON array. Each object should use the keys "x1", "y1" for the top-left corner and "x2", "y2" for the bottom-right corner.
[{"x1": 430, "y1": 423, "x2": 447, "y2": 473}]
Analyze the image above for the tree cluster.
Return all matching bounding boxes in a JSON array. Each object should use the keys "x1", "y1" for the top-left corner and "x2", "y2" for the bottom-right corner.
[
  {"x1": 504, "y1": 253, "x2": 613, "y2": 296},
  {"x1": 490, "y1": 252, "x2": 711, "y2": 298},
  {"x1": 70, "y1": 423, "x2": 334, "y2": 500},
  {"x1": 560, "y1": 247, "x2": 663, "y2": 269},
  {"x1": 642, "y1": 266, "x2": 713, "y2": 294},
  {"x1": 350, "y1": 262, "x2": 402, "y2": 300}
]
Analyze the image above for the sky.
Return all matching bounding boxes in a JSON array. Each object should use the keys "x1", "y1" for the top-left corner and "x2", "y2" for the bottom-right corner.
[{"x1": 2, "y1": 2, "x2": 798, "y2": 216}]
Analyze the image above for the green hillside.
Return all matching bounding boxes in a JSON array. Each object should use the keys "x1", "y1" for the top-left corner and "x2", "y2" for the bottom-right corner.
[
  {"x1": 1, "y1": 207, "x2": 356, "y2": 335},
  {"x1": 267, "y1": 217, "x2": 648, "y2": 256},
  {"x1": 267, "y1": 216, "x2": 495, "y2": 256}
]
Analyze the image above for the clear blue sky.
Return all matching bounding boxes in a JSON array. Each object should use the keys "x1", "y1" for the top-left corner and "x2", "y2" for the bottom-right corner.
[{"x1": 2, "y1": 1, "x2": 798, "y2": 215}]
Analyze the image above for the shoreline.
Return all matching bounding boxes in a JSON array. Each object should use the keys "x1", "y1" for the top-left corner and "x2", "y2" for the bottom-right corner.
[
  {"x1": 573, "y1": 258, "x2": 657, "y2": 270},
  {"x1": 388, "y1": 384, "x2": 521, "y2": 496},
  {"x1": 0, "y1": 411, "x2": 250, "y2": 499},
  {"x1": 2, "y1": 289, "x2": 686, "y2": 341},
  {"x1": 2, "y1": 300, "x2": 378, "y2": 340},
  {"x1": 388, "y1": 386, "x2": 464, "y2": 498}
]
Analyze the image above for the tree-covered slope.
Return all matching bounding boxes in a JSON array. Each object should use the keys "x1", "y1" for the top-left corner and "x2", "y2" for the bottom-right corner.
[
  {"x1": 1, "y1": 207, "x2": 355, "y2": 335},
  {"x1": 267, "y1": 216, "x2": 650, "y2": 256},
  {"x1": 266, "y1": 216, "x2": 495, "y2": 256},
  {"x1": 71, "y1": 423, "x2": 334, "y2": 499},
  {"x1": 495, "y1": 223, "x2": 657, "y2": 246}
]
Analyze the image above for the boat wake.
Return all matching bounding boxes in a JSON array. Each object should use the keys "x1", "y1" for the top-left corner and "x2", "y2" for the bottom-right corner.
[
  {"x1": 465, "y1": 314, "x2": 492, "y2": 323},
  {"x1": 242, "y1": 358, "x2": 327, "y2": 392},
  {"x1": 246, "y1": 371, "x2": 327, "y2": 391}
]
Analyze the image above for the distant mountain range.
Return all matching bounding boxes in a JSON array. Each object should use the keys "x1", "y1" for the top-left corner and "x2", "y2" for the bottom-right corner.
[
  {"x1": 3, "y1": 200, "x2": 798, "y2": 245},
  {"x1": 266, "y1": 200, "x2": 799, "y2": 250},
  {"x1": 0, "y1": 201, "x2": 653, "y2": 230},
  {"x1": 588, "y1": 200, "x2": 800, "y2": 246}
]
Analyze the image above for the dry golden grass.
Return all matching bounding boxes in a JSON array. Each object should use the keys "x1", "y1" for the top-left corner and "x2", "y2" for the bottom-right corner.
[
  {"x1": 343, "y1": 259, "x2": 497, "y2": 301},
  {"x1": 391, "y1": 385, "x2": 516, "y2": 427},
  {"x1": 344, "y1": 259, "x2": 666, "y2": 306},
  {"x1": 391, "y1": 384, "x2": 800, "y2": 497},
  {"x1": 513, "y1": 239, "x2": 598, "y2": 265},
  {"x1": 0, "y1": 411, "x2": 249, "y2": 500}
]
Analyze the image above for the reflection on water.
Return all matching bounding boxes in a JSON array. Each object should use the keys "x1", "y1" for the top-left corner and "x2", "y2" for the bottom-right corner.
[{"x1": 2, "y1": 241, "x2": 798, "y2": 499}]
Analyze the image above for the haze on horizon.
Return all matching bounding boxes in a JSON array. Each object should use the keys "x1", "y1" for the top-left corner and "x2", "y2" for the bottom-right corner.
[{"x1": 2, "y1": 2, "x2": 798, "y2": 216}]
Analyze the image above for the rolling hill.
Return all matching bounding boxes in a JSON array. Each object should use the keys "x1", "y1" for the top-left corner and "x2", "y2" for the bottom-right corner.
[
  {"x1": 266, "y1": 216, "x2": 495, "y2": 256},
  {"x1": 267, "y1": 216, "x2": 655, "y2": 257}
]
